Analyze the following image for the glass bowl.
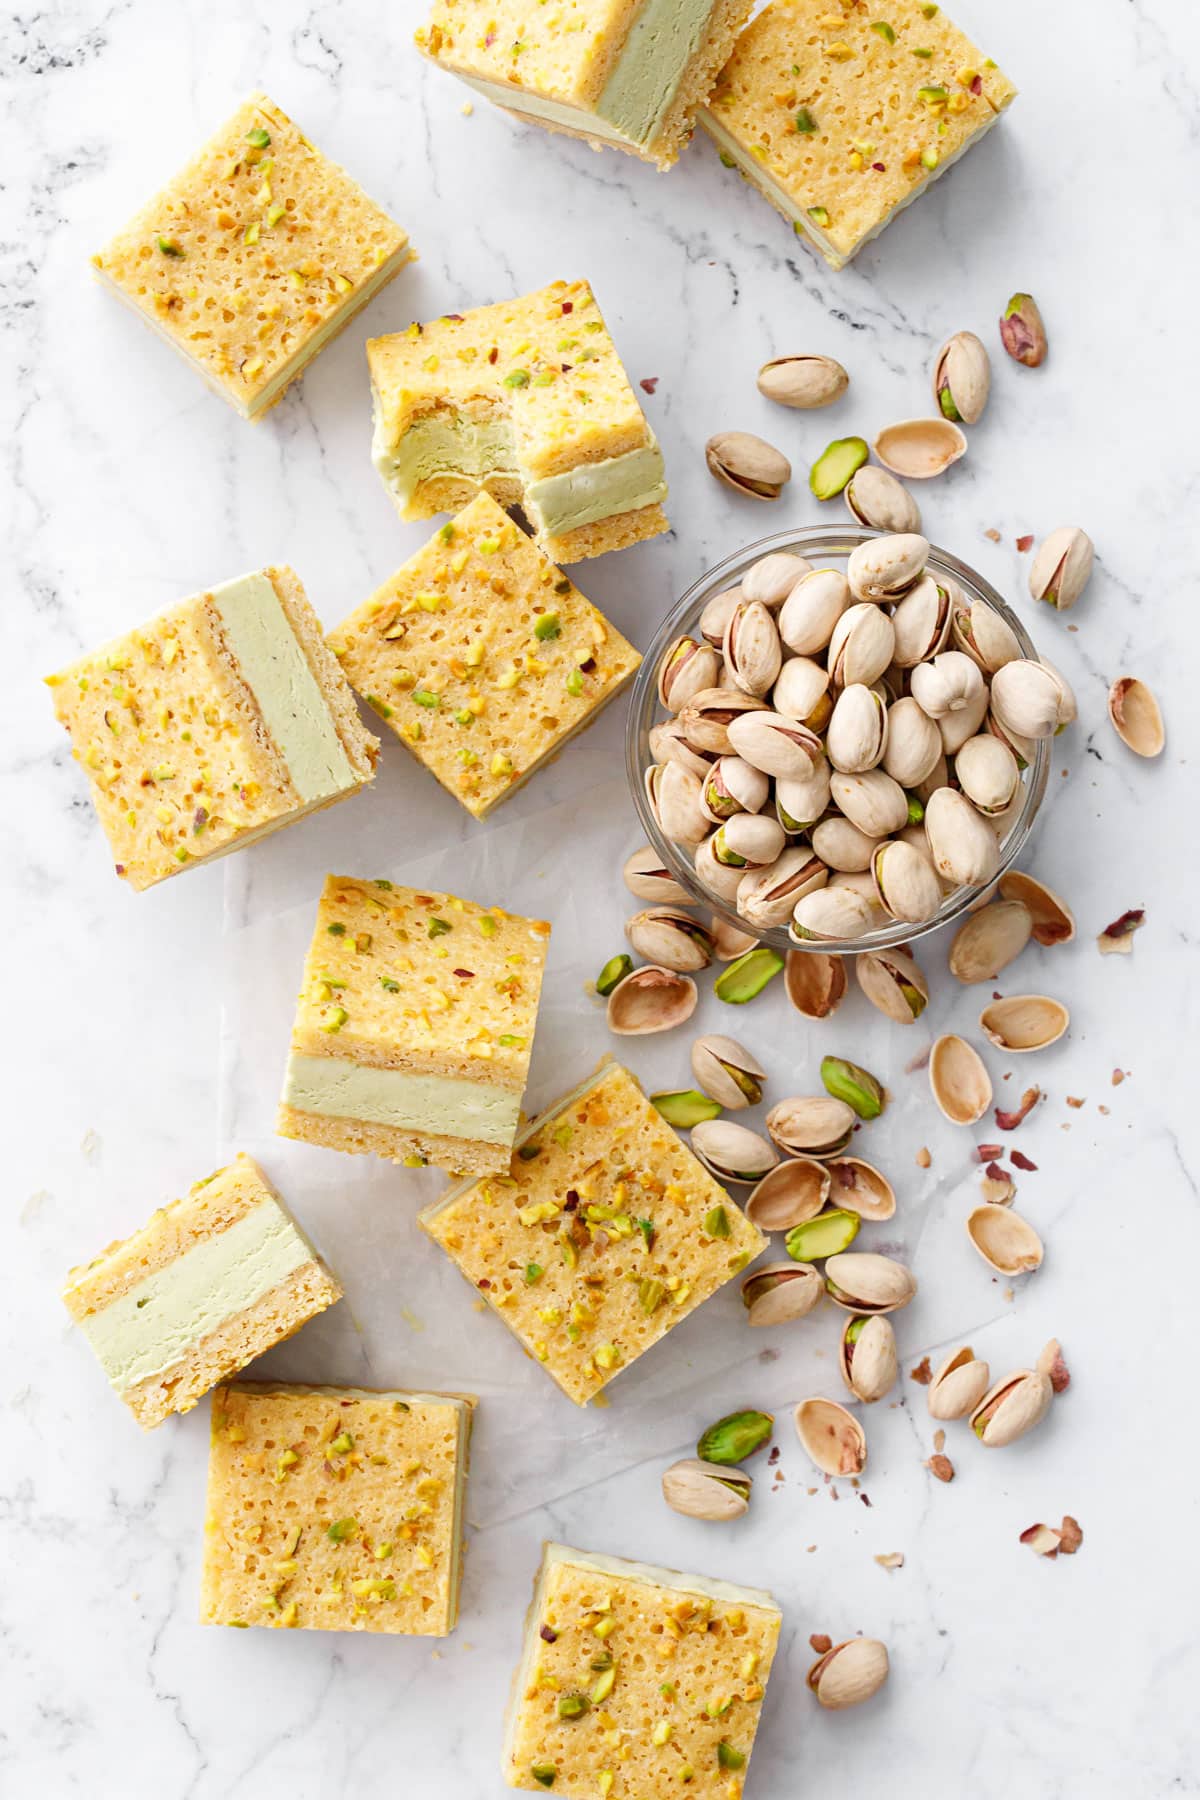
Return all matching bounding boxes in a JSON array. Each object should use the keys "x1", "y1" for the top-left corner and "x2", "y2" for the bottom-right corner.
[{"x1": 625, "y1": 524, "x2": 1051, "y2": 958}]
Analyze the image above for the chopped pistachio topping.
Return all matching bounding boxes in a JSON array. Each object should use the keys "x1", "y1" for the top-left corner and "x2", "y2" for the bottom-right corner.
[
  {"x1": 327, "y1": 1517, "x2": 357, "y2": 1541},
  {"x1": 795, "y1": 107, "x2": 818, "y2": 133},
  {"x1": 533, "y1": 612, "x2": 561, "y2": 641},
  {"x1": 156, "y1": 235, "x2": 183, "y2": 257},
  {"x1": 557, "y1": 1693, "x2": 589, "y2": 1720},
  {"x1": 870, "y1": 20, "x2": 895, "y2": 42},
  {"x1": 246, "y1": 125, "x2": 271, "y2": 148}
]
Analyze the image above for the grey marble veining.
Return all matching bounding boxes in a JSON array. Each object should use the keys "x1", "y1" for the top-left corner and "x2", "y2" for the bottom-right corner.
[{"x1": 4, "y1": 1, "x2": 1200, "y2": 1794}]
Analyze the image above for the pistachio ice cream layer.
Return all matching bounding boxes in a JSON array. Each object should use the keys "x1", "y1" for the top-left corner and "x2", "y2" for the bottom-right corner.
[{"x1": 282, "y1": 1053, "x2": 522, "y2": 1145}]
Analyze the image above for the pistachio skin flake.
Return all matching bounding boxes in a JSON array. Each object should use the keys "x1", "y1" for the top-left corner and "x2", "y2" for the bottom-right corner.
[{"x1": 697, "y1": 1408, "x2": 774, "y2": 1465}]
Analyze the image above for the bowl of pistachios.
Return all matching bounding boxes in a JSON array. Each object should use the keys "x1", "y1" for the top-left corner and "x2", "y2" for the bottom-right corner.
[{"x1": 626, "y1": 524, "x2": 1066, "y2": 960}]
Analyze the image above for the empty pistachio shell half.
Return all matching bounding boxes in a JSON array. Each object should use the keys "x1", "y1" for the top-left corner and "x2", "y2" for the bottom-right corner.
[
  {"x1": 691, "y1": 1034, "x2": 767, "y2": 1109},
  {"x1": 1029, "y1": 527, "x2": 1093, "y2": 611},
  {"x1": 790, "y1": 884, "x2": 876, "y2": 944},
  {"x1": 824, "y1": 1251, "x2": 916, "y2": 1314},
  {"x1": 924, "y1": 787, "x2": 1000, "y2": 888},
  {"x1": 766, "y1": 1095, "x2": 856, "y2": 1158},
  {"x1": 607, "y1": 965, "x2": 698, "y2": 1036},
  {"x1": 651, "y1": 1089, "x2": 723, "y2": 1128},
  {"x1": 966, "y1": 1204, "x2": 1044, "y2": 1276},
  {"x1": 948, "y1": 899, "x2": 1033, "y2": 983},
  {"x1": 623, "y1": 846, "x2": 692, "y2": 906},
  {"x1": 626, "y1": 907, "x2": 714, "y2": 972},
  {"x1": 691, "y1": 1118, "x2": 778, "y2": 1185},
  {"x1": 846, "y1": 532, "x2": 929, "y2": 602},
  {"x1": 706, "y1": 430, "x2": 791, "y2": 500},
  {"x1": 697, "y1": 1409, "x2": 774, "y2": 1464},
  {"x1": 778, "y1": 568, "x2": 852, "y2": 655},
  {"x1": 999, "y1": 292, "x2": 1047, "y2": 368},
  {"x1": 784, "y1": 949, "x2": 847, "y2": 1019},
  {"x1": 971, "y1": 1370, "x2": 1052, "y2": 1447},
  {"x1": 795, "y1": 1397, "x2": 867, "y2": 1476},
  {"x1": 1107, "y1": 676, "x2": 1165, "y2": 758},
  {"x1": 873, "y1": 417, "x2": 966, "y2": 480},
  {"x1": 741, "y1": 551, "x2": 812, "y2": 608},
  {"x1": 856, "y1": 947, "x2": 929, "y2": 1023},
  {"x1": 742, "y1": 1260, "x2": 824, "y2": 1326},
  {"x1": 979, "y1": 994, "x2": 1069, "y2": 1052},
  {"x1": 826, "y1": 1157, "x2": 895, "y2": 1221},
  {"x1": 810, "y1": 435, "x2": 869, "y2": 500},
  {"x1": 757, "y1": 353, "x2": 848, "y2": 410},
  {"x1": 786, "y1": 1207, "x2": 861, "y2": 1263},
  {"x1": 933, "y1": 329, "x2": 991, "y2": 424},
  {"x1": 840, "y1": 1313, "x2": 897, "y2": 1403},
  {"x1": 661, "y1": 1457, "x2": 752, "y2": 1522},
  {"x1": 997, "y1": 870, "x2": 1075, "y2": 946},
  {"x1": 929, "y1": 1034, "x2": 992, "y2": 1125},
  {"x1": 928, "y1": 1348, "x2": 991, "y2": 1421},
  {"x1": 659, "y1": 635, "x2": 723, "y2": 711},
  {"x1": 845, "y1": 464, "x2": 921, "y2": 533},
  {"x1": 807, "y1": 1638, "x2": 890, "y2": 1710},
  {"x1": 821, "y1": 1055, "x2": 885, "y2": 1120},
  {"x1": 745, "y1": 1157, "x2": 831, "y2": 1231}
]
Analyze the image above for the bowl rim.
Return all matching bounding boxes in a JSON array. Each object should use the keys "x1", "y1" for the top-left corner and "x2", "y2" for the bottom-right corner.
[{"x1": 625, "y1": 522, "x2": 1051, "y2": 958}]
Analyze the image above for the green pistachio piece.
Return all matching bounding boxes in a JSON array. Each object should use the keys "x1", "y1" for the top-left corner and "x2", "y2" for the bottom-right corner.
[
  {"x1": 246, "y1": 126, "x2": 271, "y2": 148},
  {"x1": 531, "y1": 1765, "x2": 558, "y2": 1787},
  {"x1": 938, "y1": 383, "x2": 962, "y2": 421},
  {"x1": 523, "y1": 1263, "x2": 543, "y2": 1284},
  {"x1": 809, "y1": 436, "x2": 869, "y2": 501},
  {"x1": 566, "y1": 668, "x2": 585, "y2": 696},
  {"x1": 413, "y1": 688, "x2": 440, "y2": 708},
  {"x1": 821, "y1": 1054, "x2": 886, "y2": 1119},
  {"x1": 704, "y1": 1206, "x2": 731, "y2": 1239},
  {"x1": 718, "y1": 1743, "x2": 746, "y2": 1771},
  {"x1": 504, "y1": 369, "x2": 531, "y2": 388},
  {"x1": 329, "y1": 1432, "x2": 354, "y2": 1455},
  {"x1": 870, "y1": 20, "x2": 895, "y2": 42},
  {"x1": 845, "y1": 1315, "x2": 868, "y2": 1346},
  {"x1": 639, "y1": 1278, "x2": 666, "y2": 1315},
  {"x1": 697, "y1": 1409, "x2": 774, "y2": 1466},
  {"x1": 596, "y1": 953, "x2": 633, "y2": 997},
  {"x1": 156, "y1": 235, "x2": 183, "y2": 257},
  {"x1": 427, "y1": 917, "x2": 452, "y2": 937},
  {"x1": 651, "y1": 1089, "x2": 723, "y2": 1128},
  {"x1": 786, "y1": 1208, "x2": 861, "y2": 1262},
  {"x1": 557, "y1": 1693, "x2": 590, "y2": 1720},
  {"x1": 807, "y1": 205, "x2": 830, "y2": 228},
  {"x1": 906, "y1": 794, "x2": 925, "y2": 825},
  {"x1": 795, "y1": 107, "x2": 818, "y2": 133},
  {"x1": 714, "y1": 947, "x2": 784, "y2": 1005},
  {"x1": 326, "y1": 1518, "x2": 357, "y2": 1542},
  {"x1": 591, "y1": 1666, "x2": 617, "y2": 1704},
  {"x1": 533, "y1": 612, "x2": 561, "y2": 640}
]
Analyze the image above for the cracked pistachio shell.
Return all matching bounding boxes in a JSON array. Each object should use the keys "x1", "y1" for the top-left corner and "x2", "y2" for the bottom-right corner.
[
  {"x1": 713, "y1": 812, "x2": 787, "y2": 870},
  {"x1": 811, "y1": 816, "x2": 880, "y2": 874},
  {"x1": 871, "y1": 839, "x2": 943, "y2": 924},
  {"x1": 742, "y1": 1260, "x2": 825, "y2": 1325},
  {"x1": 827, "y1": 1158, "x2": 895, "y2": 1223},
  {"x1": 988, "y1": 659, "x2": 1062, "y2": 740},
  {"x1": 784, "y1": 948, "x2": 847, "y2": 1019},
  {"x1": 845, "y1": 464, "x2": 921, "y2": 533},
  {"x1": 696, "y1": 831, "x2": 748, "y2": 904},
  {"x1": 701, "y1": 755, "x2": 769, "y2": 824},
  {"x1": 910, "y1": 650, "x2": 985, "y2": 722},
  {"x1": 830, "y1": 767, "x2": 909, "y2": 839},
  {"x1": 607, "y1": 965, "x2": 698, "y2": 1035},
  {"x1": 966, "y1": 1204, "x2": 1044, "y2": 1276},
  {"x1": 882, "y1": 695, "x2": 943, "y2": 788},
  {"x1": 649, "y1": 718, "x2": 716, "y2": 780},
  {"x1": 710, "y1": 914, "x2": 759, "y2": 962},
  {"x1": 948, "y1": 898, "x2": 1033, "y2": 983},
  {"x1": 828, "y1": 604, "x2": 896, "y2": 689},
  {"x1": 794, "y1": 1397, "x2": 867, "y2": 1476},
  {"x1": 873, "y1": 416, "x2": 966, "y2": 479},
  {"x1": 810, "y1": 435, "x2": 869, "y2": 500},
  {"x1": 741, "y1": 552, "x2": 813, "y2": 608},
  {"x1": 846, "y1": 533, "x2": 930, "y2": 602},
  {"x1": 826, "y1": 683, "x2": 888, "y2": 774},
  {"x1": 778, "y1": 568, "x2": 852, "y2": 655},
  {"x1": 713, "y1": 945, "x2": 785, "y2": 1003},
  {"x1": 623, "y1": 845, "x2": 692, "y2": 906},
  {"x1": 677, "y1": 687, "x2": 770, "y2": 759},
  {"x1": 772, "y1": 656, "x2": 833, "y2": 732},
  {"x1": 840, "y1": 1313, "x2": 897, "y2": 1403},
  {"x1": 955, "y1": 734, "x2": 1020, "y2": 815},
  {"x1": 626, "y1": 907, "x2": 714, "y2": 972},
  {"x1": 736, "y1": 847, "x2": 828, "y2": 928},
  {"x1": 891, "y1": 574, "x2": 953, "y2": 669},
  {"x1": 691, "y1": 1118, "x2": 778, "y2": 1185},
  {"x1": 745, "y1": 1158, "x2": 831, "y2": 1231},
  {"x1": 790, "y1": 884, "x2": 875, "y2": 943},
  {"x1": 970, "y1": 1369, "x2": 1053, "y2": 1447},
  {"x1": 1039, "y1": 657, "x2": 1077, "y2": 730},
  {"x1": 1029, "y1": 527, "x2": 1094, "y2": 611},
  {"x1": 661, "y1": 1457, "x2": 751, "y2": 1521},
  {"x1": 706, "y1": 430, "x2": 791, "y2": 500},
  {"x1": 824, "y1": 1251, "x2": 916, "y2": 1314},
  {"x1": 999, "y1": 292, "x2": 1047, "y2": 367},
  {"x1": 658, "y1": 636, "x2": 723, "y2": 711},
  {"x1": 933, "y1": 329, "x2": 991, "y2": 424},
  {"x1": 924, "y1": 787, "x2": 1000, "y2": 888},
  {"x1": 1108, "y1": 677, "x2": 1165, "y2": 758},
  {"x1": 821, "y1": 1055, "x2": 885, "y2": 1120},
  {"x1": 724, "y1": 599, "x2": 783, "y2": 698},
  {"x1": 855, "y1": 948, "x2": 929, "y2": 1023},
  {"x1": 808, "y1": 1638, "x2": 890, "y2": 1710},
  {"x1": 928, "y1": 1033, "x2": 992, "y2": 1125},
  {"x1": 928, "y1": 1347, "x2": 991, "y2": 1421},
  {"x1": 766, "y1": 1095, "x2": 855, "y2": 1158},
  {"x1": 697, "y1": 1409, "x2": 774, "y2": 1464},
  {"x1": 951, "y1": 595, "x2": 1021, "y2": 674},
  {"x1": 776, "y1": 763, "x2": 832, "y2": 834},
  {"x1": 758, "y1": 353, "x2": 848, "y2": 409},
  {"x1": 699, "y1": 585, "x2": 742, "y2": 647},
  {"x1": 727, "y1": 710, "x2": 824, "y2": 780},
  {"x1": 997, "y1": 870, "x2": 1075, "y2": 945},
  {"x1": 691, "y1": 1034, "x2": 767, "y2": 1109},
  {"x1": 653, "y1": 759, "x2": 710, "y2": 846}
]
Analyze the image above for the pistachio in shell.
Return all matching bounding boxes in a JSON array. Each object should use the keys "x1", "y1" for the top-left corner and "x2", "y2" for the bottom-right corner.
[
  {"x1": 677, "y1": 686, "x2": 769, "y2": 757},
  {"x1": 691, "y1": 1034, "x2": 767, "y2": 1109},
  {"x1": 970, "y1": 1369, "x2": 1053, "y2": 1447},
  {"x1": 954, "y1": 733, "x2": 1020, "y2": 815},
  {"x1": 623, "y1": 845, "x2": 692, "y2": 906},
  {"x1": 826, "y1": 1157, "x2": 895, "y2": 1222},
  {"x1": 652, "y1": 758, "x2": 710, "y2": 846},
  {"x1": 697, "y1": 1409, "x2": 774, "y2": 1465},
  {"x1": 846, "y1": 532, "x2": 929, "y2": 602},
  {"x1": 690, "y1": 1118, "x2": 778, "y2": 1185},
  {"x1": 840, "y1": 1313, "x2": 897, "y2": 1403},
  {"x1": 845, "y1": 464, "x2": 921, "y2": 533},
  {"x1": 810, "y1": 435, "x2": 869, "y2": 500},
  {"x1": 929, "y1": 1034, "x2": 992, "y2": 1125},
  {"x1": 757, "y1": 353, "x2": 848, "y2": 410},
  {"x1": 872, "y1": 417, "x2": 966, "y2": 480},
  {"x1": 606, "y1": 965, "x2": 698, "y2": 1036},
  {"x1": 882, "y1": 695, "x2": 943, "y2": 789},
  {"x1": 812, "y1": 815, "x2": 880, "y2": 874},
  {"x1": 951, "y1": 593, "x2": 1021, "y2": 674},
  {"x1": 979, "y1": 994, "x2": 1069, "y2": 1053},
  {"x1": 790, "y1": 883, "x2": 876, "y2": 944},
  {"x1": 650, "y1": 1089, "x2": 723, "y2": 1128},
  {"x1": 727, "y1": 709, "x2": 824, "y2": 781},
  {"x1": 1029, "y1": 526, "x2": 1093, "y2": 611},
  {"x1": 989, "y1": 659, "x2": 1063, "y2": 740},
  {"x1": 871, "y1": 838, "x2": 943, "y2": 925},
  {"x1": 807, "y1": 1638, "x2": 890, "y2": 1710},
  {"x1": 1107, "y1": 676, "x2": 1165, "y2": 758},
  {"x1": 830, "y1": 767, "x2": 909, "y2": 839},
  {"x1": 626, "y1": 907, "x2": 714, "y2": 973},
  {"x1": 706, "y1": 430, "x2": 791, "y2": 501},
  {"x1": 742, "y1": 1260, "x2": 824, "y2": 1326},
  {"x1": 713, "y1": 945, "x2": 784, "y2": 1003},
  {"x1": 786, "y1": 1207, "x2": 861, "y2": 1263},
  {"x1": 699, "y1": 585, "x2": 742, "y2": 648},
  {"x1": 713, "y1": 813, "x2": 787, "y2": 871},
  {"x1": 966, "y1": 1204, "x2": 1044, "y2": 1276},
  {"x1": 821, "y1": 1055, "x2": 886, "y2": 1120},
  {"x1": 794, "y1": 1397, "x2": 867, "y2": 1476},
  {"x1": 827, "y1": 603, "x2": 896, "y2": 688},
  {"x1": 696, "y1": 831, "x2": 748, "y2": 904},
  {"x1": 724, "y1": 598, "x2": 784, "y2": 698},
  {"x1": 701, "y1": 755, "x2": 770, "y2": 824},
  {"x1": 766, "y1": 1094, "x2": 856, "y2": 1158},
  {"x1": 855, "y1": 947, "x2": 929, "y2": 1023},
  {"x1": 740, "y1": 551, "x2": 813, "y2": 608},
  {"x1": 927, "y1": 1347, "x2": 991, "y2": 1421},
  {"x1": 658, "y1": 635, "x2": 723, "y2": 711},
  {"x1": 823, "y1": 1251, "x2": 916, "y2": 1314},
  {"x1": 778, "y1": 568, "x2": 852, "y2": 656},
  {"x1": 932, "y1": 329, "x2": 990, "y2": 424},
  {"x1": 737, "y1": 847, "x2": 828, "y2": 929},
  {"x1": 923, "y1": 787, "x2": 1000, "y2": 888},
  {"x1": 784, "y1": 949, "x2": 847, "y2": 1020},
  {"x1": 948, "y1": 899, "x2": 1033, "y2": 983},
  {"x1": 745, "y1": 1158, "x2": 831, "y2": 1231},
  {"x1": 661, "y1": 1459, "x2": 751, "y2": 1522},
  {"x1": 649, "y1": 717, "x2": 715, "y2": 780}
]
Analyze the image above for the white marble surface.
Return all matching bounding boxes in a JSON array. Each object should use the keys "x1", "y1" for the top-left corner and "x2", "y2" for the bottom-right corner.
[{"x1": 5, "y1": 0, "x2": 1200, "y2": 1794}]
